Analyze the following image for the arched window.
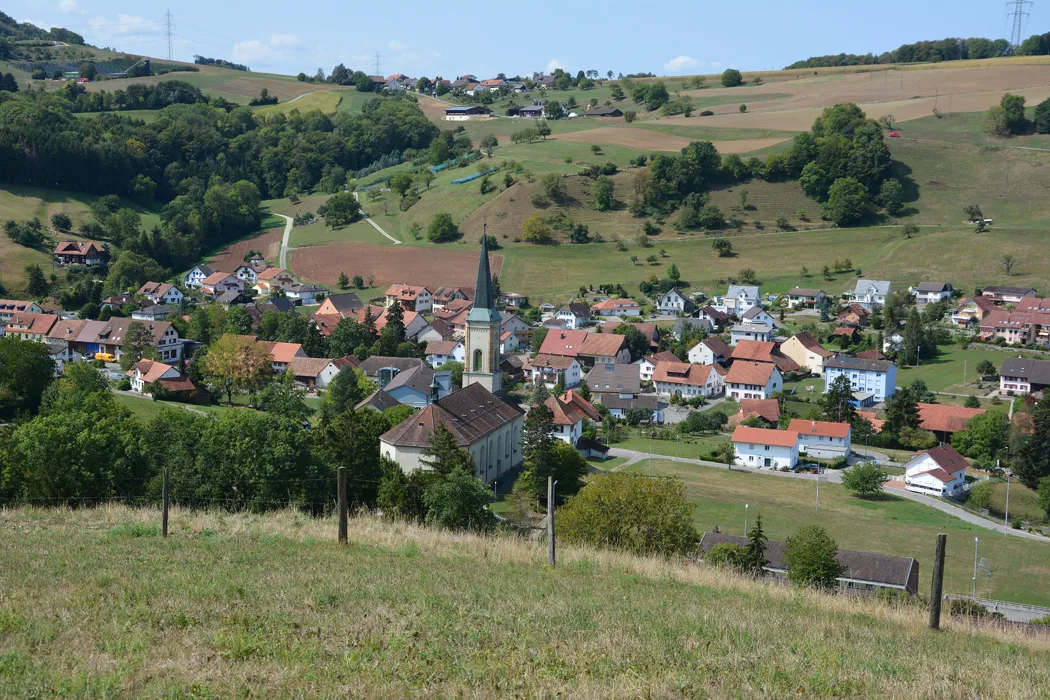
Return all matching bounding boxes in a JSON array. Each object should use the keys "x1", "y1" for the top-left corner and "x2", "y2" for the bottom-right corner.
[{"x1": 473, "y1": 348, "x2": 484, "y2": 372}]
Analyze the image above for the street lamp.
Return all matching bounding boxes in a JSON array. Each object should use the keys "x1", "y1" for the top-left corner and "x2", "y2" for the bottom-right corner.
[
  {"x1": 1000, "y1": 447, "x2": 1011, "y2": 528},
  {"x1": 972, "y1": 537, "x2": 979, "y2": 600}
]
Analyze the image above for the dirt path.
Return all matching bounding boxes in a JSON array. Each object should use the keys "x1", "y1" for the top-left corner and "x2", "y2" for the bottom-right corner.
[
  {"x1": 354, "y1": 192, "x2": 401, "y2": 245},
  {"x1": 277, "y1": 214, "x2": 293, "y2": 270}
]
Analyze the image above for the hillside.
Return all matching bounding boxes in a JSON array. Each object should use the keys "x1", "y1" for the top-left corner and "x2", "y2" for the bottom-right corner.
[{"x1": 1, "y1": 506, "x2": 1049, "y2": 697}]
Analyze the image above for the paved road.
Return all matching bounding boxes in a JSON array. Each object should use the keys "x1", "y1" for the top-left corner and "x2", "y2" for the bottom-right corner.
[
  {"x1": 276, "y1": 214, "x2": 293, "y2": 269},
  {"x1": 353, "y1": 191, "x2": 401, "y2": 245},
  {"x1": 606, "y1": 447, "x2": 1048, "y2": 542}
]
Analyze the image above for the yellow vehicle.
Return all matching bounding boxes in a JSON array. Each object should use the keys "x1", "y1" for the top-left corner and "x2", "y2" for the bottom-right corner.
[{"x1": 94, "y1": 352, "x2": 116, "y2": 362}]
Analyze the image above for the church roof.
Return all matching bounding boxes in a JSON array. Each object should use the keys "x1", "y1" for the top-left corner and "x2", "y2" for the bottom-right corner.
[{"x1": 380, "y1": 383, "x2": 523, "y2": 448}]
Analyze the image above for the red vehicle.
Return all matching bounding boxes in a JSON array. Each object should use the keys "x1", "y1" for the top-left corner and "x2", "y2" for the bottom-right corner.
[{"x1": 888, "y1": 131, "x2": 901, "y2": 138}]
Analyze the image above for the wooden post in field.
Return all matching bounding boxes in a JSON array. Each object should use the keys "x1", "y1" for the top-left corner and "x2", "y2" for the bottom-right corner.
[
  {"x1": 929, "y1": 534, "x2": 947, "y2": 630},
  {"x1": 161, "y1": 466, "x2": 169, "y2": 539},
  {"x1": 337, "y1": 467, "x2": 348, "y2": 545},
  {"x1": 547, "y1": 477, "x2": 556, "y2": 566}
]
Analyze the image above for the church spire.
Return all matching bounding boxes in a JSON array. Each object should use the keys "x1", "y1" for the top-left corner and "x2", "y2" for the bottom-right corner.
[{"x1": 474, "y1": 224, "x2": 494, "y2": 310}]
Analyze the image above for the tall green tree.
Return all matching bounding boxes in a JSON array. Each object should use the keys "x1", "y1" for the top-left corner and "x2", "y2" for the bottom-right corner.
[
  {"x1": 821, "y1": 375, "x2": 857, "y2": 424},
  {"x1": 783, "y1": 525, "x2": 844, "y2": 589},
  {"x1": 420, "y1": 424, "x2": 475, "y2": 476},
  {"x1": 0, "y1": 335, "x2": 56, "y2": 420},
  {"x1": 884, "y1": 386, "x2": 920, "y2": 435},
  {"x1": 423, "y1": 468, "x2": 495, "y2": 532},
  {"x1": 1013, "y1": 396, "x2": 1050, "y2": 488}
]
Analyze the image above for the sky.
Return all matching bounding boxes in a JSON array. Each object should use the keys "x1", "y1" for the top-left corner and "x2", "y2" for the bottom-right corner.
[{"x1": 7, "y1": 0, "x2": 1048, "y2": 78}]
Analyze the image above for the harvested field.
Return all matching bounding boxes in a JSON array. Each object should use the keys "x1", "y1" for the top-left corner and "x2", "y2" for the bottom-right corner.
[
  {"x1": 212, "y1": 78, "x2": 337, "y2": 101},
  {"x1": 290, "y1": 244, "x2": 503, "y2": 289},
  {"x1": 417, "y1": 95, "x2": 456, "y2": 123},
  {"x1": 207, "y1": 227, "x2": 283, "y2": 271},
  {"x1": 556, "y1": 127, "x2": 787, "y2": 153}
]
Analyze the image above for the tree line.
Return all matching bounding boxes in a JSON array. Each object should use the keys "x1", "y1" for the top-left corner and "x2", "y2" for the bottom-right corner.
[
  {"x1": 785, "y1": 36, "x2": 1017, "y2": 69},
  {"x1": 194, "y1": 56, "x2": 250, "y2": 72}
]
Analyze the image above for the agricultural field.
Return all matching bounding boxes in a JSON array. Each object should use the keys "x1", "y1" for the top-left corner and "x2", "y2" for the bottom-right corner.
[
  {"x1": 253, "y1": 90, "x2": 346, "y2": 116},
  {"x1": 3, "y1": 507, "x2": 1049, "y2": 696},
  {"x1": 289, "y1": 244, "x2": 502, "y2": 291},
  {"x1": 627, "y1": 458, "x2": 1050, "y2": 606}
]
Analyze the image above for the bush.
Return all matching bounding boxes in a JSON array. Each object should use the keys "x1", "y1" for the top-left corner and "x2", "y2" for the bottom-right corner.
[
  {"x1": 967, "y1": 480, "x2": 994, "y2": 510},
  {"x1": 427, "y1": 212, "x2": 459, "y2": 242},
  {"x1": 721, "y1": 68, "x2": 743, "y2": 87},
  {"x1": 841, "y1": 462, "x2": 889, "y2": 498},
  {"x1": 699, "y1": 110, "x2": 714, "y2": 117},
  {"x1": 50, "y1": 213, "x2": 72, "y2": 231},
  {"x1": 783, "y1": 525, "x2": 844, "y2": 589}
]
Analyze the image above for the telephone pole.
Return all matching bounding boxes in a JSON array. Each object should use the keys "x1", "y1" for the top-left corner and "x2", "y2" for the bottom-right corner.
[
  {"x1": 164, "y1": 10, "x2": 175, "y2": 61},
  {"x1": 1008, "y1": 1, "x2": 1033, "y2": 49}
]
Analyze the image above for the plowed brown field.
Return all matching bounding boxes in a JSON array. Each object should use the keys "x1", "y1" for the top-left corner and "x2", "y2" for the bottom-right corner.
[
  {"x1": 208, "y1": 227, "x2": 283, "y2": 272},
  {"x1": 290, "y1": 244, "x2": 503, "y2": 289}
]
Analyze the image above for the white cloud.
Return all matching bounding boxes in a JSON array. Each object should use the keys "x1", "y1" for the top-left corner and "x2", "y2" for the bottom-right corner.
[
  {"x1": 231, "y1": 40, "x2": 271, "y2": 64},
  {"x1": 19, "y1": 18, "x2": 52, "y2": 29},
  {"x1": 88, "y1": 14, "x2": 161, "y2": 41},
  {"x1": 270, "y1": 33, "x2": 301, "y2": 48},
  {"x1": 387, "y1": 40, "x2": 406, "y2": 51},
  {"x1": 57, "y1": 0, "x2": 77, "y2": 12},
  {"x1": 546, "y1": 58, "x2": 565, "y2": 73},
  {"x1": 664, "y1": 55, "x2": 700, "y2": 74}
]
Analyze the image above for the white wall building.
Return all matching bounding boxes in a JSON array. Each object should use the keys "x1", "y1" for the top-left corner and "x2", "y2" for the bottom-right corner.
[
  {"x1": 902, "y1": 444, "x2": 969, "y2": 498},
  {"x1": 849, "y1": 279, "x2": 891, "y2": 311},
  {"x1": 732, "y1": 426, "x2": 799, "y2": 469},
  {"x1": 825, "y1": 357, "x2": 897, "y2": 403},
  {"x1": 788, "y1": 419, "x2": 852, "y2": 458}
]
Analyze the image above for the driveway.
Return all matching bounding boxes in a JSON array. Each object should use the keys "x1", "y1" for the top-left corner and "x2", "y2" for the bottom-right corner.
[{"x1": 276, "y1": 214, "x2": 293, "y2": 269}]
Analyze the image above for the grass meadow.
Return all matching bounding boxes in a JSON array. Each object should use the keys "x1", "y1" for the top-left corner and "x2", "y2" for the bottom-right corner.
[{"x1": 2, "y1": 506, "x2": 1050, "y2": 696}]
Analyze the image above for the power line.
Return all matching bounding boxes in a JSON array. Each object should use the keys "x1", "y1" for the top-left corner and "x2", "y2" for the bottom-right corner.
[
  {"x1": 164, "y1": 9, "x2": 175, "y2": 61},
  {"x1": 373, "y1": 52, "x2": 381, "y2": 77},
  {"x1": 1007, "y1": 0, "x2": 1033, "y2": 48}
]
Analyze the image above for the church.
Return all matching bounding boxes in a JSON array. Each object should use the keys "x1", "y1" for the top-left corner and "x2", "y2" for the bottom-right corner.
[{"x1": 379, "y1": 236, "x2": 525, "y2": 482}]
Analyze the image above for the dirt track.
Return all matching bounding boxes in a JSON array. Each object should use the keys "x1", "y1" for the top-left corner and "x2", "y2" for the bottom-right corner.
[
  {"x1": 290, "y1": 244, "x2": 503, "y2": 289},
  {"x1": 555, "y1": 127, "x2": 787, "y2": 153}
]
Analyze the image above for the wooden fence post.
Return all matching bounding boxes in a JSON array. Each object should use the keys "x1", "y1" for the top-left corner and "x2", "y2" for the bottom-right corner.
[
  {"x1": 547, "y1": 477, "x2": 556, "y2": 566},
  {"x1": 929, "y1": 533, "x2": 947, "y2": 630},
  {"x1": 161, "y1": 466, "x2": 169, "y2": 539},
  {"x1": 337, "y1": 467, "x2": 348, "y2": 545}
]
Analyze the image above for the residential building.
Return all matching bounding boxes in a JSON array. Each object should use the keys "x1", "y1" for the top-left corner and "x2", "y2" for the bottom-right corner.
[
  {"x1": 255, "y1": 268, "x2": 295, "y2": 294},
  {"x1": 555, "y1": 303, "x2": 591, "y2": 330},
  {"x1": 314, "y1": 292, "x2": 364, "y2": 319},
  {"x1": 5, "y1": 313, "x2": 58, "y2": 341},
  {"x1": 592, "y1": 298, "x2": 641, "y2": 317},
  {"x1": 431, "y1": 287, "x2": 471, "y2": 311},
  {"x1": 636, "y1": 351, "x2": 680, "y2": 382},
  {"x1": 538, "y1": 329, "x2": 631, "y2": 366},
  {"x1": 585, "y1": 363, "x2": 642, "y2": 399},
  {"x1": 673, "y1": 316, "x2": 713, "y2": 342},
  {"x1": 785, "y1": 287, "x2": 826, "y2": 309},
  {"x1": 357, "y1": 389, "x2": 401, "y2": 413},
  {"x1": 183, "y1": 264, "x2": 215, "y2": 289},
  {"x1": 832, "y1": 326, "x2": 861, "y2": 344},
  {"x1": 525, "y1": 354, "x2": 582, "y2": 389},
  {"x1": 584, "y1": 106, "x2": 624, "y2": 117},
  {"x1": 500, "y1": 312, "x2": 532, "y2": 343},
  {"x1": 999, "y1": 356, "x2": 1050, "y2": 395},
  {"x1": 788, "y1": 419, "x2": 852, "y2": 458},
  {"x1": 385, "y1": 284, "x2": 433, "y2": 313},
  {"x1": 462, "y1": 236, "x2": 503, "y2": 395},
  {"x1": 425, "y1": 340, "x2": 465, "y2": 369},
  {"x1": 45, "y1": 318, "x2": 87, "y2": 351},
  {"x1": 285, "y1": 284, "x2": 327, "y2": 305},
  {"x1": 352, "y1": 305, "x2": 429, "y2": 343},
  {"x1": 264, "y1": 341, "x2": 307, "y2": 373},
  {"x1": 359, "y1": 356, "x2": 429, "y2": 386},
  {"x1": 49, "y1": 344, "x2": 83, "y2": 376},
  {"x1": 131, "y1": 305, "x2": 175, "y2": 321},
  {"x1": 126, "y1": 359, "x2": 179, "y2": 393},
  {"x1": 202, "y1": 273, "x2": 243, "y2": 298},
  {"x1": 53, "y1": 240, "x2": 108, "y2": 266},
  {"x1": 656, "y1": 287, "x2": 694, "y2": 315},
  {"x1": 951, "y1": 296, "x2": 997, "y2": 327},
  {"x1": 517, "y1": 104, "x2": 546, "y2": 118},
  {"x1": 232, "y1": 264, "x2": 259, "y2": 285},
  {"x1": 917, "y1": 403, "x2": 985, "y2": 442},
  {"x1": 698, "y1": 533, "x2": 919, "y2": 596},
  {"x1": 545, "y1": 390, "x2": 600, "y2": 446},
  {"x1": 731, "y1": 425, "x2": 799, "y2": 469},
  {"x1": 500, "y1": 292, "x2": 529, "y2": 309},
  {"x1": 500, "y1": 331, "x2": 520, "y2": 354},
  {"x1": 725, "y1": 361, "x2": 782, "y2": 400},
  {"x1": 0, "y1": 299, "x2": 43, "y2": 323},
  {"x1": 730, "y1": 399, "x2": 781, "y2": 427},
  {"x1": 380, "y1": 382, "x2": 525, "y2": 482},
  {"x1": 687, "y1": 336, "x2": 731, "y2": 366},
  {"x1": 824, "y1": 357, "x2": 897, "y2": 403},
  {"x1": 849, "y1": 280, "x2": 891, "y2": 310},
  {"x1": 741, "y1": 306, "x2": 777, "y2": 328},
  {"x1": 729, "y1": 340, "x2": 799, "y2": 374},
  {"x1": 838, "y1": 304, "x2": 871, "y2": 327},
  {"x1": 444, "y1": 105, "x2": 492, "y2": 120},
  {"x1": 730, "y1": 323, "x2": 774, "y2": 346},
  {"x1": 696, "y1": 305, "x2": 731, "y2": 330},
  {"x1": 652, "y1": 361, "x2": 726, "y2": 398},
  {"x1": 76, "y1": 319, "x2": 183, "y2": 362},
  {"x1": 780, "y1": 332, "x2": 834, "y2": 376},
  {"x1": 601, "y1": 394, "x2": 663, "y2": 423},
  {"x1": 982, "y1": 285, "x2": 1037, "y2": 306},
  {"x1": 287, "y1": 358, "x2": 341, "y2": 390},
  {"x1": 382, "y1": 365, "x2": 454, "y2": 408},
  {"x1": 137, "y1": 282, "x2": 184, "y2": 306},
  {"x1": 910, "y1": 282, "x2": 954, "y2": 305},
  {"x1": 720, "y1": 285, "x2": 760, "y2": 315},
  {"x1": 903, "y1": 444, "x2": 969, "y2": 498}
]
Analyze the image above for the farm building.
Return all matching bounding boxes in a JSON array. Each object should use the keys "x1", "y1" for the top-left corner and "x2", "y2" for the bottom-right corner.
[{"x1": 444, "y1": 105, "x2": 492, "y2": 121}]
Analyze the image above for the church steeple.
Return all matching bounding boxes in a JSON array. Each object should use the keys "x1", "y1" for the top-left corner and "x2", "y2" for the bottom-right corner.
[
  {"x1": 462, "y1": 224, "x2": 502, "y2": 394},
  {"x1": 467, "y1": 225, "x2": 500, "y2": 324}
]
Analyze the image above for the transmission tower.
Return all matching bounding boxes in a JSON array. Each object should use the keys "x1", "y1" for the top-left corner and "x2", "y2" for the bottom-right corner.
[
  {"x1": 373, "y1": 52, "x2": 381, "y2": 77},
  {"x1": 1008, "y1": 0, "x2": 1033, "y2": 48},
  {"x1": 164, "y1": 10, "x2": 175, "y2": 61}
]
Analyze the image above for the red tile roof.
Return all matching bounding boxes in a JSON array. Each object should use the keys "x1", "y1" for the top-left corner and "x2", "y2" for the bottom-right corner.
[
  {"x1": 857, "y1": 410, "x2": 884, "y2": 433},
  {"x1": 538, "y1": 329, "x2": 627, "y2": 360},
  {"x1": 6, "y1": 313, "x2": 58, "y2": 335},
  {"x1": 53, "y1": 240, "x2": 105, "y2": 257},
  {"x1": 735, "y1": 399, "x2": 781, "y2": 424},
  {"x1": 526, "y1": 354, "x2": 578, "y2": 370},
  {"x1": 731, "y1": 340, "x2": 799, "y2": 373},
  {"x1": 725, "y1": 361, "x2": 777, "y2": 386},
  {"x1": 855, "y1": 349, "x2": 886, "y2": 361},
  {"x1": 917, "y1": 403, "x2": 985, "y2": 434},
  {"x1": 652, "y1": 361, "x2": 720, "y2": 387},
  {"x1": 787, "y1": 419, "x2": 851, "y2": 439},
  {"x1": 385, "y1": 284, "x2": 430, "y2": 302},
  {"x1": 257, "y1": 267, "x2": 290, "y2": 281},
  {"x1": 264, "y1": 341, "x2": 304, "y2": 364},
  {"x1": 545, "y1": 390, "x2": 600, "y2": 426},
  {"x1": 793, "y1": 332, "x2": 834, "y2": 358},
  {"x1": 732, "y1": 425, "x2": 799, "y2": 448},
  {"x1": 918, "y1": 444, "x2": 969, "y2": 476}
]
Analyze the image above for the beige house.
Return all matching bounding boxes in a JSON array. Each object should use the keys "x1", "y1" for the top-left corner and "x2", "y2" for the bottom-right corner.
[{"x1": 780, "y1": 332, "x2": 834, "y2": 376}]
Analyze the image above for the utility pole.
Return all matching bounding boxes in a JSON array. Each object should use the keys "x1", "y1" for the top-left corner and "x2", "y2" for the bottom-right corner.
[
  {"x1": 972, "y1": 536, "x2": 980, "y2": 600},
  {"x1": 161, "y1": 466, "x2": 169, "y2": 538},
  {"x1": 547, "y1": 477, "x2": 557, "y2": 566},
  {"x1": 929, "y1": 534, "x2": 947, "y2": 630},
  {"x1": 164, "y1": 10, "x2": 175, "y2": 61},
  {"x1": 337, "y1": 467, "x2": 348, "y2": 545},
  {"x1": 1008, "y1": 0, "x2": 1033, "y2": 48},
  {"x1": 815, "y1": 467, "x2": 820, "y2": 512},
  {"x1": 373, "y1": 52, "x2": 382, "y2": 77}
]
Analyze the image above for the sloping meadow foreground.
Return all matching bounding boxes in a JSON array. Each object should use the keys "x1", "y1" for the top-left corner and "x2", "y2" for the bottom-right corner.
[{"x1": 1, "y1": 506, "x2": 1049, "y2": 697}]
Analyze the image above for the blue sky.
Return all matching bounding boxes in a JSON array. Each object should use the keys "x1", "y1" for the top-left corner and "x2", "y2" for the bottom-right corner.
[{"x1": 8, "y1": 0, "x2": 1047, "y2": 78}]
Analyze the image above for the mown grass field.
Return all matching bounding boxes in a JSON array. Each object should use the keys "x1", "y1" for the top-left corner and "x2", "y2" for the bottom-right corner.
[
  {"x1": 254, "y1": 90, "x2": 345, "y2": 116},
  {"x1": 2, "y1": 506, "x2": 1049, "y2": 697},
  {"x1": 626, "y1": 458, "x2": 1050, "y2": 606}
]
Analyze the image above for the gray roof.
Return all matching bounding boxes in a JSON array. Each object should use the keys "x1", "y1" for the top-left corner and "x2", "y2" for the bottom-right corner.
[
  {"x1": 359, "y1": 356, "x2": 426, "y2": 378},
  {"x1": 600, "y1": 394, "x2": 659, "y2": 411},
  {"x1": 356, "y1": 389, "x2": 401, "y2": 412},
  {"x1": 730, "y1": 323, "x2": 773, "y2": 334},
  {"x1": 385, "y1": 365, "x2": 448, "y2": 395},
  {"x1": 983, "y1": 285, "x2": 1037, "y2": 295},
  {"x1": 585, "y1": 106, "x2": 623, "y2": 116},
  {"x1": 215, "y1": 290, "x2": 243, "y2": 304},
  {"x1": 136, "y1": 304, "x2": 174, "y2": 317},
  {"x1": 915, "y1": 282, "x2": 952, "y2": 293},
  {"x1": 852, "y1": 279, "x2": 891, "y2": 295},
  {"x1": 258, "y1": 298, "x2": 295, "y2": 314},
  {"x1": 326, "y1": 293, "x2": 363, "y2": 314},
  {"x1": 742, "y1": 306, "x2": 769, "y2": 320},
  {"x1": 673, "y1": 317, "x2": 713, "y2": 336},
  {"x1": 788, "y1": 287, "x2": 824, "y2": 297},
  {"x1": 698, "y1": 533, "x2": 917, "y2": 591},
  {"x1": 1000, "y1": 357, "x2": 1050, "y2": 385},
  {"x1": 825, "y1": 356, "x2": 894, "y2": 373},
  {"x1": 726, "y1": 285, "x2": 759, "y2": 299},
  {"x1": 190, "y1": 264, "x2": 214, "y2": 277},
  {"x1": 585, "y1": 363, "x2": 641, "y2": 395},
  {"x1": 558, "y1": 303, "x2": 591, "y2": 318}
]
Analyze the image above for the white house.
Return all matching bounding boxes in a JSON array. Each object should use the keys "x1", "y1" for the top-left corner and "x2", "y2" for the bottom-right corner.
[
  {"x1": 286, "y1": 284, "x2": 328, "y2": 305},
  {"x1": 126, "y1": 359, "x2": 180, "y2": 393},
  {"x1": 903, "y1": 444, "x2": 969, "y2": 498},
  {"x1": 824, "y1": 357, "x2": 897, "y2": 403},
  {"x1": 635, "y1": 352, "x2": 679, "y2": 382},
  {"x1": 787, "y1": 419, "x2": 852, "y2": 458},
  {"x1": 910, "y1": 282, "x2": 953, "y2": 306},
  {"x1": 545, "y1": 390, "x2": 600, "y2": 447},
  {"x1": 687, "y1": 337, "x2": 731, "y2": 366},
  {"x1": 730, "y1": 323, "x2": 775, "y2": 346},
  {"x1": 719, "y1": 285, "x2": 760, "y2": 315},
  {"x1": 232, "y1": 264, "x2": 258, "y2": 285},
  {"x1": 652, "y1": 361, "x2": 726, "y2": 398},
  {"x1": 555, "y1": 303, "x2": 591, "y2": 330},
  {"x1": 526, "y1": 354, "x2": 582, "y2": 389},
  {"x1": 385, "y1": 284, "x2": 433, "y2": 313},
  {"x1": 592, "y1": 298, "x2": 641, "y2": 317},
  {"x1": 425, "y1": 340, "x2": 465, "y2": 369},
  {"x1": 656, "y1": 287, "x2": 693, "y2": 315},
  {"x1": 183, "y1": 264, "x2": 214, "y2": 288},
  {"x1": 741, "y1": 306, "x2": 777, "y2": 327},
  {"x1": 785, "y1": 287, "x2": 826, "y2": 309},
  {"x1": 849, "y1": 280, "x2": 891, "y2": 311},
  {"x1": 287, "y1": 357, "x2": 342, "y2": 390},
  {"x1": 732, "y1": 425, "x2": 799, "y2": 469},
  {"x1": 999, "y1": 356, "x2": 1050, "y2": 395},
  {"x1": 137, "y1": 282, "x2": 184, "y2": 307},
  {"x1": 725, "y1": 361, "x2": 782, "y2": 400}
]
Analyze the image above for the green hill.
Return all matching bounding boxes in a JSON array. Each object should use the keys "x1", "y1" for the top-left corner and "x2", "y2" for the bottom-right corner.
[{"x1": 1, "y1": 506, "x2": 1048, "y2": 697}]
